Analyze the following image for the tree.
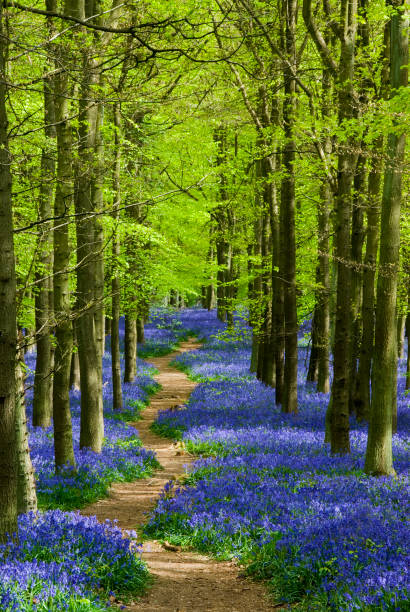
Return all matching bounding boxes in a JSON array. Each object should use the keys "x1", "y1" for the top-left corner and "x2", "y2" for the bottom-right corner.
[
  {"x1": 0, "y1": 4, "x2": 18, "y2": 541},
  {"x1": 365, "y1": 0, "x2": 408, "y2": 476}
]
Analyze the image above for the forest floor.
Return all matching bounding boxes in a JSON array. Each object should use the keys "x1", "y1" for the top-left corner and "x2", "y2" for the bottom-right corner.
[{"x1": 83, "y1": 339, "x2": 275, "y2": 612}]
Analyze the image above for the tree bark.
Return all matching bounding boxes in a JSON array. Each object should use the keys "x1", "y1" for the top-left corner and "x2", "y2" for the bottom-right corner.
[
  {"x1": 69, "y1": 327, "x2": 80, "y2": 391},
  {"x1": 328, "y1": 0, "x2": 358, "y2": 453},
  {"x1": 355, "y1": 140, "x2": 383, "y2": 421},
  {"x1": 397, "y1": 313, "x2": 406, "y2": 358},
  {"x1": 52, "y1": 0, "x2": 77, "y2": 470},
  {"x1": 281, "y1": 0, "x2": 298, "y2": 414},
  {"x1": 0, "y1": 5, "x2": 18, "y2": 539},
  {"x1": 16, "y1": 339, "x2": 37, "y2": 514},
  {"x1": 316, "y1": 178, "x2": 331, "y2": 393},
  {"x1": 111, "y1": 102, "x2": 123, "y2": 410},
  {"x1": 365, "y1": 1, "x2": 408, "y2": 476},
  {"x1": 137, "y1": 316, "x2": 145, "y2": 344},
  {"x1": 124, "y1": 315, "x2": 137, "y2": 382},
  {"x1": 75, "y1": 5, "x2": 104, "y2": 452},
  {"x1": 349, "y1": 153, "x2": 366, "y2": 413},
  {"x1": 33, "y1": 55, "x2": 56, "y2": 428}
]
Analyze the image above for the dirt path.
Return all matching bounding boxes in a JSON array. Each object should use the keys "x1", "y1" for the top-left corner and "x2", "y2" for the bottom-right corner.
[{"x1": 83, "y1": 340, "x2": 275, "y2": 612}]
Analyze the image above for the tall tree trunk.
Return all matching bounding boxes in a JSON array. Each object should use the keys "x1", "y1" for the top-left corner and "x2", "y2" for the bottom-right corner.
[
  {"x1": 281, "y1": 0, "x2": 298, "y2": 414},
  {"x1": 328, "y1": 0, "x2": 358, "y2": 453},
  {"x1": 307, "y1": 301, "x2": 319, "y2": 383},
  {"x1": 33, "y1": 63, "x2": 56, "y2": 428},
  {"x1": 111, "y1": 103, "x2": 123, "y2": 410},
  {"x1": 124, "y1": 315, "x2": 137, "y2": 382},
  {"x1": 355, "y1": 140, "x2": 383, "y2": 420},
  {"x1": 349, "y1": 153, "x2": 366, "y2": 413},
  {"x1": 365, "y1": 1, "x2": 408, "y2": 476},
  {"x1": 16, "y1": 338, "x2": 37, "y2": 514},
  {"x1": 137, "y1": 317, "x2": 145, "y2": 344},
  {"x1": 52, "y1": 0, "x2": 76, "y2": 470},
  {"x1": 214, "y1": 126, "x2": 229, "y2": 323},
  {"x1": 274, "y1": 200, "x2": 285, "y2": 404},
  {"x1": 69, "y1": 325, "x2": 80, "y2": 391},
  {"x1": 316, "y1": 177, "x2": 331, "y2": 393},
  {"x1": 75, "y1": 11, "x2": 104, "y2": 452},
  {"x1": 250, "y1": 215, "x2": 263, "y2": 373},
  {"x1": 397, "y1": 313, "x2": 406, "y2": 358},
  {"x1": 0, "y1": 5, "x2": 18, "y2": 539}
]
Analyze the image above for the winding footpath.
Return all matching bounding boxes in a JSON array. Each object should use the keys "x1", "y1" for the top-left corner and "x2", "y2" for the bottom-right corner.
[{"x1": 83, "y1": 340, "x2": 275, "y2": 612}]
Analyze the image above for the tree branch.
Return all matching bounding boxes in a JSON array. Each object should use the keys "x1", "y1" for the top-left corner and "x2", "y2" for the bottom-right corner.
[{"x1": 302, "y1": 0, "x2": 338, "y2": 75}]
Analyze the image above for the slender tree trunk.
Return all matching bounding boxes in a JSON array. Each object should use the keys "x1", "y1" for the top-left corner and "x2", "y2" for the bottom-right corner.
[
  {"x1": 52, "y1": 4, "x2": 76, "y2": 469},
  {"x1": 214, "y1": 126, "x2": 229, "y2": 323},
  {"x1": 349, "y1": 153, "x2": 366, "y2": 413},
  {"x1": 33, "y1": 65, "x2": 56, "y2": 428},
  {"x1": 274, "y1": 199, "x2": 285, "y2": 404},
  {"x1": 307, "y1": 302, "x2": 319, "y2": 383},
  {"x1": 365, "y1": 2, "x2": 408, "y2": 476},
  {"x1": 328, "y1": 0, "x2": 358, "y2": 453},
  {"x1": 111, "y1": 103, "x2": 123, "y2": 410},
  {"x1": 16, "y1": 339, "x2": 37, "y2": 514},
  {"x1": 397, "y1": 313, "x2": 406, "y2": 358},
  {"x1": 250, "y1": 215, "x2": 263, "y2": 373},
  {"x1": 355, "y1": 140, "x2": 383, "y2": 420},
  {"x1": 258, "y1": 210, "x2": 272, "y2": 384},
  {"x1": 0, "y1": 7, "x2": 18, "y2": 539},
  {"x1": 316, "y1": 177, "x2": 331, "y2": 393},
  {"x1": 75, "y1": 18, "x2": 104, "y2": 452},
  {"x1": 281, "y1": 0, "x2": 298, "y2": 414},
  {"x1": 69, "y1": 326, "x2": 80, "y2": 391},
  {"x1": 124, "y1": 315, "x2": 137, "y2": 382},
  {"x1": 137, "y1": 316, "x2": 145, "y2": 344}
]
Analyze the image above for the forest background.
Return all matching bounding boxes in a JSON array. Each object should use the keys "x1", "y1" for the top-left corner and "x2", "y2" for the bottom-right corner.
[{"x1": 0, "y1": 0, "x2": 408, "y2": 547}]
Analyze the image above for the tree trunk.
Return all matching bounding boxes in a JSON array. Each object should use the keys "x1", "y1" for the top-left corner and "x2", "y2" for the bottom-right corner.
[
  {"x1": 307, "y1": 303, "x2": 319, "y2": 383},
  {"x1": 52, "y1": 2, "x2": 76, "y2": 469},
  {"x1": 328, "y1": 0, "x2": 358, "y2": 454},
  {"x1": 16, "y1": 340, "x2": 37, "y2": 514},
  {"x1": 111, "y1": 103, "x2": 123, "y2": 410},
  {"x1": 365, "y1": 2, "x2": 408, "y2": 476},
  {"x1": 0, "y1": 6, "x2": 18, "y2": 539},
  {"x1": 124, "y1": 315, "x2": 137, "y2": 382},
  {"x1": 355, "y1": 139, "x2": 383, "y2": 421},
  {"x1": 281, "y1": 0, "x2": 298, "y2": 414},
  {"x1": 274, "y1": 201, "x2": 285, "y2": 405},
  {"x1": 75, "y1": 16, "x2": 104, "y2": 452},
  {"x1": 316, "y1": 177, "x2": 331, "y2": 393},
  {"x1": 69, "y1": 327, "x2": 80, "y2": 391},
  {"x1": 349, "y1": 153, "x2": 366, "y2": 413},
  {"x1": 137, "y1": 316, "x2": 145, "y2": 344},
  {"x1": 397, "y1": 313, "x2": 406, "y2": 358},
  {"x1": 33, "y1": 63, "x2": 56, "y2": 428},
  {"x1": 214, "y1": 126, "x2": 229, "y2": 323}
]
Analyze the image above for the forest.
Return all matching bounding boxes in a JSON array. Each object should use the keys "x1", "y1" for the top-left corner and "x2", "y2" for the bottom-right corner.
[{"x1": 0, "y1": 0, "x2": 408, "y2": 610}]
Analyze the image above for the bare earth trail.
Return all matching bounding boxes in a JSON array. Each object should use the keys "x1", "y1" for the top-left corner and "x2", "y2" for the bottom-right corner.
[{"x1": 83, "y1": 340, "x2": 275, "y2": 612}]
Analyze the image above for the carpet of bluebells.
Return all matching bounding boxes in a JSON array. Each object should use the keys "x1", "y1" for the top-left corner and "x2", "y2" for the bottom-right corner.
[
  {"x1": 0, "y1": 311, "x2": 188, "y2": 611},
  {"x1": 136, "y1": 309, "x2": 192, "y2": 357},
  {"x1": 147, "y1": 308, "x2": 410, "y2": 611},
  {"x1": 0, "y1": 511, "x2": 148, "y2": 611},
  {"x1": 25, "y1": 352, "x2": 159, "y2": 510}
]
